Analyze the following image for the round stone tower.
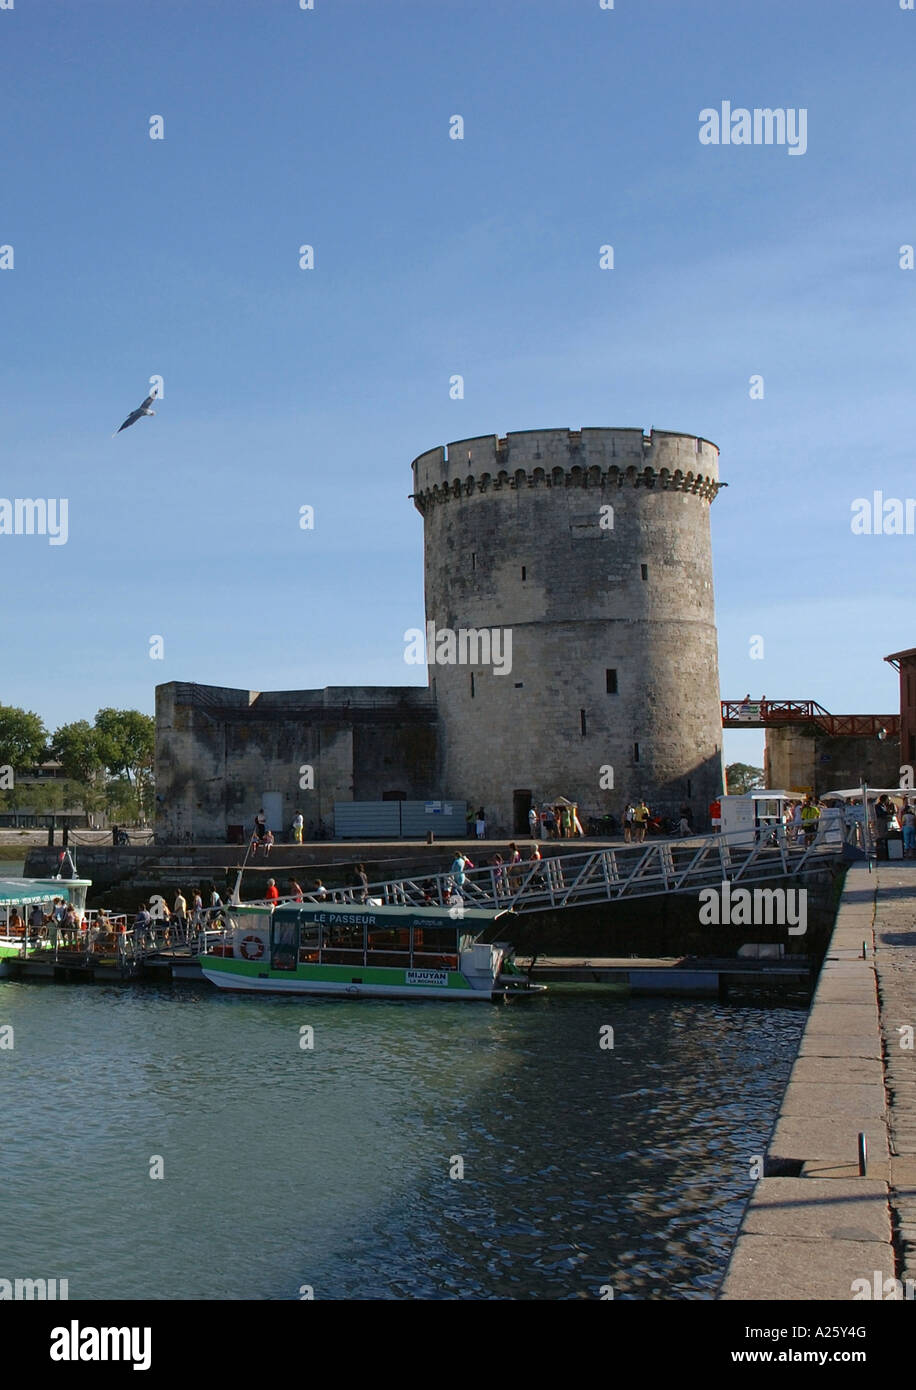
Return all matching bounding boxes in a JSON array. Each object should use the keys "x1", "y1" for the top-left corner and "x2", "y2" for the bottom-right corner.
[{"x1": 410, "y1": 427, "x2": 725, "y2": 835}]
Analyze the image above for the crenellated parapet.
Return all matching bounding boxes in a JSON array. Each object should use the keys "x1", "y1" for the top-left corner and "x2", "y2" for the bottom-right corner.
[{"x1": 411, "y1": 427, "x2": 722, "y2": 512}]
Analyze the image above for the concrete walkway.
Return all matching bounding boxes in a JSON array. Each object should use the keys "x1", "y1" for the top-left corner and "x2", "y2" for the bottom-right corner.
[{"x1": 721, "y1": 860, "x2": 916, "y2": 1300}]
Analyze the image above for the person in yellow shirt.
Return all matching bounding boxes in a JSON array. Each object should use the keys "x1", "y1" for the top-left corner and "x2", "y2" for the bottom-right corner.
[{"x1": 633, "y1": 800, "x2": 650, "y2": 842}]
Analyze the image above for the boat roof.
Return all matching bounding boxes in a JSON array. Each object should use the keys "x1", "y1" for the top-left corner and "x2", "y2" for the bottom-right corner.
[{"x1": 0, "y1": 877, "x2": 91, "y2": 906}]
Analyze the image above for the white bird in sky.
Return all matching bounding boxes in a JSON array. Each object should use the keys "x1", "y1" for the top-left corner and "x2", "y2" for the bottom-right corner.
[{"x1": 113, "y1": 386, "x2": 158, "y2": 436}]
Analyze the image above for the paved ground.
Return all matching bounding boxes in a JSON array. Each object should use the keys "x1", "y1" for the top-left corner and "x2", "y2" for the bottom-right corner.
[{"x1": 721, "y1": 860, "x2": 916, "y2": 1300}]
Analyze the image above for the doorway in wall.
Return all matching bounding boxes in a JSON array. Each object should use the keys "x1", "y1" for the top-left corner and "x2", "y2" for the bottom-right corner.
[{"x1": 513, "y1": 789, "x2": 533, "y2": 835}]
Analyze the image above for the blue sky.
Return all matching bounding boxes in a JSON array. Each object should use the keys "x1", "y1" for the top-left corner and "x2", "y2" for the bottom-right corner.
[{"x1": 1, "y1": 0, "x2": 912, "y2": 768}]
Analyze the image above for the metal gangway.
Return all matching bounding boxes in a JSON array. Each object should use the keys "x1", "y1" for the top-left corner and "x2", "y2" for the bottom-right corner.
[{"x1": 248, "y1": 818, "x2": 847, "y2": 917}]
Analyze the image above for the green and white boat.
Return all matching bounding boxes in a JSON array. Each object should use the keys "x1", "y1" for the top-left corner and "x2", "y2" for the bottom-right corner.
[
  {"x1": 199, "y1": 901, "x2": 542, "y2": 1001},
  {"x1": 0, "y1": 876, "x2": 92, "y2": 975}
]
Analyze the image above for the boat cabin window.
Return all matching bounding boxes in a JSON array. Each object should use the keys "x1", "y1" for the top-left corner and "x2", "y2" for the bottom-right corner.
[
  {"x1": 411, "y1": 924, "x2": 459, "y2": 968},
  {"x1": 320, "y1": 922, "x2": 365, "y2": 961},
  {"x1": 298, "y1": 923, "x2": 320, "y2": 962},
  {"x1": 271, "y1": 921, "x2": 298, "y2": 971}
]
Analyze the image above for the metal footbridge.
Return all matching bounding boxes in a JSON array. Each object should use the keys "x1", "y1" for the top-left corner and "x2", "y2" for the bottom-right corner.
[{"x1": 251, "y1": 822, "x2": 846, "y2": 916}]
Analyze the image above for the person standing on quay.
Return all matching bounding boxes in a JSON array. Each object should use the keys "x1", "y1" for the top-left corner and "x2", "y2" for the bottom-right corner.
[
  {"x1": 475, "y1": 808, "x2": 486, "y2": 839},
  {"x1": 292, "y1": 811, "x2": 304, "y2": 844},
  {"x1": 528, "y1": 806, "x2": 539, "y2": 839},
  {"x1": 873, "y1": 794, "x2": 893, "y2": 860},
  {"x1": 623, "y1": 804, "x2": 635, "y2": 843},
  {"x1": 633, "y1": 801, "x2": 650, "y2": 843},
  {"x1": 800, "y1": 795, "x2": 820, "y2": 845}
]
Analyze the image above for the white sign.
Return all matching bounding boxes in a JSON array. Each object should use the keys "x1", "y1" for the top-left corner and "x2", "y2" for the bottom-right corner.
[{"x1": 406, "y1": 969, "x2": 449, "y2": 987}]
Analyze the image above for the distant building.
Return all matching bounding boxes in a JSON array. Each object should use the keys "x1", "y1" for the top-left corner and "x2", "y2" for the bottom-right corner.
[
  {"x1": 886, "y1": 648, "x2": 916, "y2": 771},
  {"x1": 155, "y1": 427, "x2": 727, "y2": 842}
]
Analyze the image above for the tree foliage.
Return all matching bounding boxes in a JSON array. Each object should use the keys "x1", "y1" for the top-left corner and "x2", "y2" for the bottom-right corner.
[
  {"x1": 51, "y1": 720, "x2": 104, "y2": 785},
  {"x1": 0, "y1": 705, "x2": 48, "y2": 770},
  {"x1": 726, "y1": 762, "x2": 766, "y2": 794},
  {"x1": 93, "y1": 709, "x2": 154, "y2": 782}
]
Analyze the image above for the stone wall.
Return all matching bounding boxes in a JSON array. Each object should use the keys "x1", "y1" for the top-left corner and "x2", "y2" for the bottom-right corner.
[
  {"x1": 154, "y1": 683, "x2": 439, "y2": 843},
  {"x1": 765, "y1": 726, "x2": 901, "y2": 795}
]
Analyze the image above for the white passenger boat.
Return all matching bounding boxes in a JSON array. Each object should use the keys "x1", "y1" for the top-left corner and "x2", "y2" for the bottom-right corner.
[
  {"x1": 0, "y1": 876, "x2": 92, "y2": 976},
  {"x1": 199, "y1": 900, "x2": 542, "y2": 1001}
]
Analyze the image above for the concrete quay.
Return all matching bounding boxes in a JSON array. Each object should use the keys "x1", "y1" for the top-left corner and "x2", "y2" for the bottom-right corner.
[{"x1": 720, "y1": 861, "x2": 916, "y2": 1300}]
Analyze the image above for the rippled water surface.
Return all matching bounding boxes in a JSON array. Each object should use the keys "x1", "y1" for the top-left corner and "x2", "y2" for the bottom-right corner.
[{"x1": 0, "y1": 982, "x2": 804, "y2": 1299}]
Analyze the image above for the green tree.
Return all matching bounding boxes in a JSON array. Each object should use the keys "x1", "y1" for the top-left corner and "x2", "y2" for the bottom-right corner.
[
  {"x1": 51, "y1": 720, "x2": 104, "y2": 786},
  {"x1": 94, "y1": 709, "x2": 154, "y2": 815},
  {"x1": 726, "y1": 762, "x2": 765, "y2": 795},
  {"x1": 0, "y1": 705, "x2": 48, "y2": 771}
]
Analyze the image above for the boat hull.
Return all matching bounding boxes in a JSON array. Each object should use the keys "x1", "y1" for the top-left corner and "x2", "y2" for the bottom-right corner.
[{"x1": 200, "y1": 958, "x2": 537, "y2": 1001}]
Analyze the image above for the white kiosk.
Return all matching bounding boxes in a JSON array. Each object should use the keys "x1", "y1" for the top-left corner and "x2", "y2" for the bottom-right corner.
[{"x1": 719, "y1": 791, "x2": 791, "y2": 846}]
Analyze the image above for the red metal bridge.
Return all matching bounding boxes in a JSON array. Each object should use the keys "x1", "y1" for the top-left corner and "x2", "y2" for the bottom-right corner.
[{"x1": 721, "y1": 700, "x2": 899, "y2": 738}]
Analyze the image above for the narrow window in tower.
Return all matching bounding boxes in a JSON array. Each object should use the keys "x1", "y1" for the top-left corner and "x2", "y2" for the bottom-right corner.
[
  {"x1": 521, "y1": 566, "x2": 527, "y2": 581},
  {"x1": 910, "y1": 733, "x2": 915, "y2": 762},
  {"x1": 606, "y1": 669, "x2": 618, "y2": 695},
  {"x1": 470, "y1": 673, "x2": 475, "y2": 699},
  {"x1": 641, "y1": 564, "x2": 648, "y2": 581},
  {"x1": 580, "y1": 709, "x2": 587, "y2": 736},
  {"x1": 634, "y1": 742, "x2": 640, "y2": 762},
  {"x1": 472, "y1": 552, "x2": 476, "y2": 570},
  {"x1": 514, "y1": 682, "x2": 523, "y2": 689},
  {"x1": 687, "y1": 779, "x2": 692, "y2": 797}
]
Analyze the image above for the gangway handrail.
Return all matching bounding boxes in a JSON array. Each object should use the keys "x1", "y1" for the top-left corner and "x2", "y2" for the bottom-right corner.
[{"x1": 231, "y1": 823, "x2": 843, "y2": 916}]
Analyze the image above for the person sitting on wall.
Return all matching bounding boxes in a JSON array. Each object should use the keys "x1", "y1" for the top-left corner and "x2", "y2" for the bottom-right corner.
[{"x1": 251, "y1": 810, "x2": 268, "y2": 855}]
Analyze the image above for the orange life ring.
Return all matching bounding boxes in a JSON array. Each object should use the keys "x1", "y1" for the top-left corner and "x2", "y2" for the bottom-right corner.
[{"x1": 240, "y1": 935, "x2": 265, "y2": 961}]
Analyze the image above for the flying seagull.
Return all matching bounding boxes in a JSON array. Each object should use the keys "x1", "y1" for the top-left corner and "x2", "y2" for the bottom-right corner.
[{"x1": 113, "y1": 387, "x2": 158, "y2": 436}]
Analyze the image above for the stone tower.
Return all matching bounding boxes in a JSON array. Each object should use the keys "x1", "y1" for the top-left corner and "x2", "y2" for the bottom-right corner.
[{"x1": 411, "y1": 428, "x2": 725, "y2": 834}]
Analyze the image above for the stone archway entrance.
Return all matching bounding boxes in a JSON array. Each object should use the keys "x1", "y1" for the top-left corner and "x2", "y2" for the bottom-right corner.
[{"x1": 513, "y1": 789, "x2": 532, "y2": 835}]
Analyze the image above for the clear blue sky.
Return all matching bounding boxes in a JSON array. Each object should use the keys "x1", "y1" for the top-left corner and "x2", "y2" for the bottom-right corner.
[{"x1": 2, "y1": 0, "x2": 912, "y2": 770}]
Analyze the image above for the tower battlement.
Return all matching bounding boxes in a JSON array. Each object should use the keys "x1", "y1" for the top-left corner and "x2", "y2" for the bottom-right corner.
[{"x1": 411, "y1": 428, "x2": 720, "y2": 512}]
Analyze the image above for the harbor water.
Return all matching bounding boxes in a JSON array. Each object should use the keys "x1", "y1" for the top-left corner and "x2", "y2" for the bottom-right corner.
[{"x1": 0, "y1": 984, "x2": 804, "y2": 1300}]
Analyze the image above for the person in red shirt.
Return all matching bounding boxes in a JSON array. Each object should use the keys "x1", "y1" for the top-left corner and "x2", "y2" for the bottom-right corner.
[{"x1": 265, "y1": 879, "x2": 280, "y2": 903}]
